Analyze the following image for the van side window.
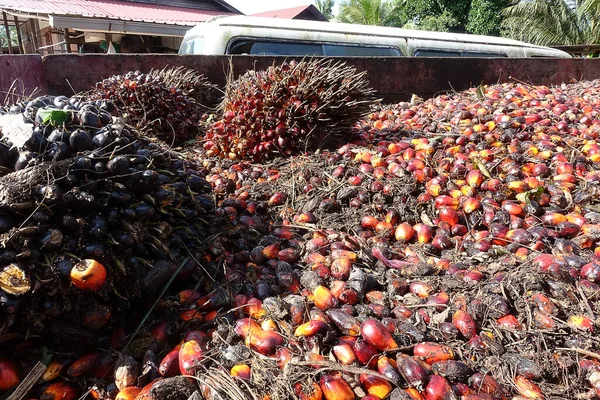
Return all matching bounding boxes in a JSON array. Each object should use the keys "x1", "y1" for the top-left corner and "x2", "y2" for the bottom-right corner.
[
  {"x1": 323, "y1": 44, "x2": 402, "y2": 56},
  {"x1": 178, "y1": 38, "x2": 203, "y2": 55},
  {"x1": 228, "y1": 39, "x2": 402, "y2": 57},
  {"x1": 229, "y1": 40, "x2": 323, "y2": 55},
  {"x1": 414, "y1": 49, "x2": 507, "y2": 57}
]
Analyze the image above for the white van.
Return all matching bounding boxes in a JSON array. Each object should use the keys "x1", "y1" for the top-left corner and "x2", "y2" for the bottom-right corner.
[{"x1": 178, "y1": 16, "x2": 571, "y2": 58}]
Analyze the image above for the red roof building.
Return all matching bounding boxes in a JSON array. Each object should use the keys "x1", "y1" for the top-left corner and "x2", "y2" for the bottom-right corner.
[
  {"x1": 252, "y1": 5, "x2": 328, "y2": 22},
  {"x1": 0, "y1": 0, "x2": 241, "y2": 53}
]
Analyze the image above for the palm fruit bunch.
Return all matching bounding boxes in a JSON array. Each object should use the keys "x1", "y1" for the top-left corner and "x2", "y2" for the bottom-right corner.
[
  {"x1": 86, "y1": 67, "x2": 218, "y2": 145},
  {"x1": 0, "y1": 92, "x2": 214, "y2": 339},
  {"x1": 203, "y1": 59, "x2": 377, "y2": 161}
]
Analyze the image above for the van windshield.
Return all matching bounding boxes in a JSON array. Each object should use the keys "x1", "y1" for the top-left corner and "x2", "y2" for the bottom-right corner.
[
  {"x1": 228, "y1": 39, "x2": 402, "y2": 56},
  {"x1": 178, "y1": 37, "x2": 204, "y2": 55}
]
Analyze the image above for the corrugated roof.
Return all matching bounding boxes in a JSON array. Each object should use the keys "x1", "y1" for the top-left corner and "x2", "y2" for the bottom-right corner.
[
  {"x1": 251, "y1": 4, "x2": 327, "y2": 22},
  {"x1": 0, "y1": 0, "x2": 238, "y2": 25}
]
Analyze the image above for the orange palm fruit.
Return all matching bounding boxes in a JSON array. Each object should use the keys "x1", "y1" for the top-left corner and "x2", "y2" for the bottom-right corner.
[
  {"x1": 361, "y1": 319, "x2": 397, "y2": 351},
  {"x1": 466, "y1": 170, "x2": 484, "y2": 188},
  {"x1": 413, "y1": 342, "x2": 454, "y2": 364},
  {"x1": 568, "y1": 315, "x2": 594, "y2": 332},
  {"x1": 0, "y1": 358, "x2": 19, "y2": 391},
  {"x1": 313, "y1": 285, "x2": 338, "y2": 310},
  {"x1": 40, "y1": 382, "x2": 78, "y2": 400},
  {"x1": 115, "y1": 387, "x2": 141, "y2": 400},
  {"x1": 320, "y1": 375, "x2": 355, "y2": 400},
  {"x1": 179, "y1": 340, "x2": 204, "y2": 375},
  {"x1": 70, "y1": 259, "x2": 107, "y2": 291},
  {"x1": 514, "y1": 376, "x2": 544, "y2": 399},
  {"x1": 331, "y1": 258, "x2": 353, "y2": 280},
  {"x1": 462, "y1": 197, "x2": 481, "y2": 214},
  {"x1": 333, "y1": 341, "x2": 357, "y2": 365},
  {"x1": 40, "y1": 359, "x2": 69, "y2": 383},
  {"x1": 294, "y1": 382, "x2": 323, "y2": 400},
  {"x1": 359, "y1": 374, "x2": 392, "y2": 398},
  {"x1": 295, "y1": 320, "x2": 330, "y2": 337},
  {"x1": 230, "y1": 364, "x2": 251, "y2": 380},
  {"x1": 395, "y1": 223, "x2": 415, "y2": 242}
]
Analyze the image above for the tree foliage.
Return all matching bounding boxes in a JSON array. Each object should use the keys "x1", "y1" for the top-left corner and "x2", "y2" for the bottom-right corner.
[
  {"x1": 314, "y1": 0, "x2": 335, "y2": 20},
  {"x1": 337, "y1": 0, "x2": 405, "y2": 26},
  {"x1": 501, "y1": 0, "x2": 600, "y2": 45},
  {"x1": 0, "y1": 26, "x2": 18, "y2": 48}
]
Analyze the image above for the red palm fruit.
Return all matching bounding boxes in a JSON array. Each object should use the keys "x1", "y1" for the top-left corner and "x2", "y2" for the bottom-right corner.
[
  {"x1": 332, "y1": 249, "x2": 357, "y2": 262},
  {"x1": 159, "y1": 346, "x2": 181, "y2": 377},
  {"x1": 326, "y1": 309, "x2": 361, "y2": 336},
  {"x1": 360, "y1": 374, "x2": 392, "y2": 398},
  {"x1": 331, "y1": 258, "x2": 353, "y2": 280},
  {"x1": 245, "y1": 298, "x2": 266, "y2": 318},
  {"x1": 466, "y1": 170, "x2": 484, "y2": 188},
  {"x1": 179, "y1": 289, "x2": 202, "y2": 304},
  {"x1": 294, "y1": 212, "x2": 317, "y2": 224},
  {"x1": 278, "y1": 248, "x2": 300, "y2": 263},
  {"x1": 426, "y1": 292, "x2": 450, "y2": 311},
  {"x1": 439, "y1": 207, "x2": 459, "y2": 226},
  {"x1": 67, "y1": 353, "x2": 100, "y2": 377},
  {"x1": 396, "y1": 354, "x2": 429, "y2": 391},
  {"x1": 581, "y1": 261, "x2": 600, "y2": 283},
  {"x1": 70, "y1": 259, "x2": 107, "y2": 291},
  {"x1": 262, "y1": 243, "x2": 281, "y2": 259},
  {"x1": 115, "y1": 387, "x2": 141, "y2": 400},
  {"x1": 354, "y1": 338, "x2": 379, "y2": 368},
  {"x1": 179, "y1": 340, "x2": 204, "y2": 375},
  {"x1": 414, "y1": 224, "x2": 434, "y2": 244},
  {"x1": 424, "y1": 375, "x2": 457, "y2": 400},
  {"x1": 333, "y1": 341, "x2": 357, "y2": 365},
  {"x1": 247, "y1": 329, "x2": 285, "y2": 356},
  {"x1": 375, "y1": 221, "x2": 394, "y2": 237},
  {"x1": 541, "y1": 212, "x2": 567, "y2": 226},
  {"x1": 459, "y1": 394, "x2": 494, "y2": 400},
  {"x1": 452, "y1": 310, "x2": 477, "y2": 339},
  {"x1": 230, "y1": 364, "x2": 251, "y2": 380},
  {"x1": 40, "y1": 382, "x2": 78, "y2": 400},
  {"x1": 377, "y1": 356, "x2": 402, "y2": 384},
  {"x1": 295, "y1": 320, "x2": 330, "y2": 337},
  {"x1": 385, "y1": 209, "x2": 400, "y2": 225},
  {"x1": 413, "y1": 343, "x2": 454, "y2": 364},
  {"x1": 434, "y1": 195, "x2": 459, "y2": 209},
  {"x1": 314, "y1": 285, "x2": 338, "y2": 310},
  {"x1": 361, "y1": 216, "x2": 379, "y2": 230},
  {"x1": 361, "y1": 319, "x2": 398, "y2": 351},
  {"x1": 470, "y1": 373, "x2": 502, "y2": 396},
  {"x1": 409, "y1": 281, "x2": 432, "y2": 298},
  {"x1": 295, "y1": 382, "x2": 323, "y2": 400},
  {"x1": 0, "y1": 358, "x2": 19, "y2": 391},
  {"x1": 276, "y1": 348, "x2": 292, "y2": 369},
  {"x1": 534, "y1": 310, "x2": 555, "y2": 329},
  {"x1": 432, "y1": 235, "x2": 453, "y2": 251},
  {"x1": 273, "y1": 227, "x2": 295, "y2": 239},
  {"x1": 320, "y1": 375, "x2": 355, "y2": 400},
  {"x1": 267, "y1": 192, "x2": 286, "y2": 206},
  {"x1": 395, "y1": 223, "x2": 415, "y2": 242},
  {"x1": 497, "y1": 314, "x2": 521, "y2": 329},
  {"x1": 531, "y1": 293, "x2": 557, "y2": 315},
  {"x1": 568, "y1": 315, "x2": 594, "y2": 332},
  {"x1": 179, "y1": 309, "x2": 202, "y2": 322}
]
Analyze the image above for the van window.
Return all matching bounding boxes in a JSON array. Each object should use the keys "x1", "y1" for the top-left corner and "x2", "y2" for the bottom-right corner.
[
  {"x1": 229, "y1": 40, "x2": 323, "y2": 55},
  {"x1": 323, "y1": 44, "x2": 401, "y2": 56},
  {"x1": 178, "y1": 37, "x2": 203, "y2": 55},
  {"x1": 414, "y1": 49, "x2": 507, "y2": 57},
  {"x1": 228, "y1": 39, "x2": 402, "y2": 57}
]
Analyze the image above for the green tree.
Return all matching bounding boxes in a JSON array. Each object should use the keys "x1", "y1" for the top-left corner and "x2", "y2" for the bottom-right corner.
[
  {"x1": 314, "y1": 0, "x2": 335, "y2": 19},
  {"x1": 337, "y1": 0, "x2": 406, "y2": 26},
  {"x1": 501, "y1": 0, "x2": 600, "y2": 45},
  {"x1": 0, "y1": 26, "x2": 18, "y2": 49},
  {"x1": 399, "y1": 0, "x2": 508, "y2": 33}
]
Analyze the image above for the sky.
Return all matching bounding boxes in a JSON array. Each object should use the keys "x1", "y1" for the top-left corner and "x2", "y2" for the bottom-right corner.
[{"x1": 226, "y1": 0, "x2": 315, "y2": 14}]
